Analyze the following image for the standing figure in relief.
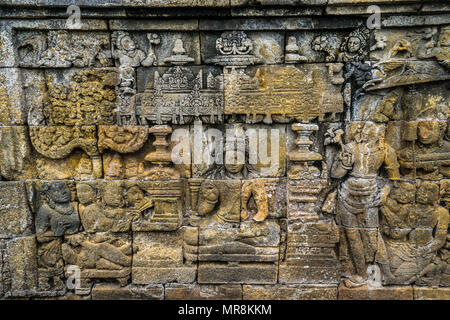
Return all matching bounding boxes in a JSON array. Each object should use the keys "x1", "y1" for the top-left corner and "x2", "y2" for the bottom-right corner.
[
  {"x1": 111, "y1": 31, "x2": 160, "y2": 125},
  {"x1": 330, "y1": 122, "x2": 400, "y2": 287}
]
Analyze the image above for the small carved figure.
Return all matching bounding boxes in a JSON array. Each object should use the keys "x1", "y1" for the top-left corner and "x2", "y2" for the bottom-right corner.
[
  {"x1": 75, "y1": 153, "x2": 94, "y2": 180},
  {"x1": 342, "y1": 61, "x2": 373, "y2": 107},
  {"x1": 77, "y1": 182, "x2": 138, "y2": 233},
  {"x1": 410, "y1": 182, "x2": 449, "y2": 284},
  {"x1": 112, "y1": 31, "x2": 159, "y2": 68},
  {"x1": 37, "y1": 31, "x2": 74, "y2": 67},
  {"x1": 338, "y1": 27, "x2": 370, "y2": 62},
  {"x1": 103, "y1": 153, "x2": 124, "y2": 180},
  {"x1": 380, "y1": 182, "x2": 416, "y2": 232}
]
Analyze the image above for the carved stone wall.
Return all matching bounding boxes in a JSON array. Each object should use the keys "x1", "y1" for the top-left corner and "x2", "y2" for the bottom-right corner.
[{"x1": 0, "y1": 0, "x2": 449, "y2": 300}]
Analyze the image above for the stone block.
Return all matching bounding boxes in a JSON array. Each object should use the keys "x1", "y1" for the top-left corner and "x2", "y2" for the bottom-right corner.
[
  {"x1": 4, "y1": 236, "x2": 38, "y2": 297},
  {"x1": 165, "y1": 284, "x2": 242, "y2": 300},
  {"x1": 0, "y1": 182, "x2": 33, "y2": 237},
  {"x1": 92, "y1": 283, "x2": 164, "y2": 300},
  {"x1": 198, "y1": 262, "x2": 278, "y2": 284},
  {"x1": 132, "y1": 229, "x2": 197, "y2": 284},
  {"x1": 243, "y1": 284, "x2": 338, "y2": 300},
  {"x1": 338, "y1": 284, "x2": 414, "y2": 300}
]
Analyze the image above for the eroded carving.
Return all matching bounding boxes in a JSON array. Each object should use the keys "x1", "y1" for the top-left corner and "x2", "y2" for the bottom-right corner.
[
  {"x1": 381, "y1": 181, "x2": 449, "y2": 286},
  {"x1": 207, "y1": 31, "x2": 260, "y2": 66},
  {"x1": 62, "y1": 232, "x2": 133, "y2": 290}
]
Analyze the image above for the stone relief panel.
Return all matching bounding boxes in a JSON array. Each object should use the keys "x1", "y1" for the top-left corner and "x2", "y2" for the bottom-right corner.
[
  {"x1": 0, "y1": 68, "x2": 25, "y2": 125},
  {"x1": 16, "y1": 30, "x2": 113, "y2": 68},
  {"x1": 224, "y1": 64, "x2": 343, "y2": 123},
  {"x1": 0, "y1": 3, "x2": 449, "y2": 300},
  {"x1": 380, "y1": 180, "x2": 449, "y2": 286},
  {"x1": 35, "y1": 68, "x2": 118, "y2": 126},
  {"x1": 137, "y1": 66, "x2": 224, "y2": 125},
  {"x1": 132, "y1": 229, "x2": 196, "y2": 284},
  {"x1": 190, "y1": 124, "x2": 286, "y2": 179}
]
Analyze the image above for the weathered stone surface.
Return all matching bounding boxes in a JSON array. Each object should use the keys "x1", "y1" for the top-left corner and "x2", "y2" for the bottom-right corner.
[
  {"x1": 338, "y1": 284, "x2": 413, "y2": 300},
  {"x1": 279, "y1": 221, "x2": 340, "y2": 284},
  {"x1": 165, "y1": 284, "x2": 242, "y2": 300},
  {"x1": 0, "y1": 68, "x2": 25, "y2": 125},
  {"x1": 198, "y1": 262, "x2": 278, "y2": 284},
  {"x1": 0, "y1": 182, "x2": 33, "y2": 237},
  {"x1": 4, "y1": 236, "x2": 38, "y2": 297},
  {"x1": 92, "y1": 283, "x2": 164, "y2": 300},
  {"x1": 413, "y1": 287, "x2": 450, "y2": 300},
  {"x1": 195, "y1": 221, "x2": 280, "y2": 284},
  {"x1": 132, "y1": 229, "x2": 196, "y2": 284},
  {"x1": 0, "y1": 126, "x2": 36, "y2": 180}
]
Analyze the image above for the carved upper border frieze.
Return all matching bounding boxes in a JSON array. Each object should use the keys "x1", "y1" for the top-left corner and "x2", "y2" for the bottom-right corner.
[
  {"x1": 17, "y1": 30, "x2": 112, "y2": 68},
  {"x1": 98, "y1": 126, "x2": 149, "y2": 154}
]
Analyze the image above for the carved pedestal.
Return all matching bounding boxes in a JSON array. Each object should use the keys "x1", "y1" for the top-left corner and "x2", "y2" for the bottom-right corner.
[
  {"x1": 288, "y1": 179, "x2": 328, "y2": 222},
  {"x1": 143, "y1": 125, "x2": 180, "y2": 180},
  {"x1": 279, "y1": 220, "x2": 340, "y2": 284}
]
